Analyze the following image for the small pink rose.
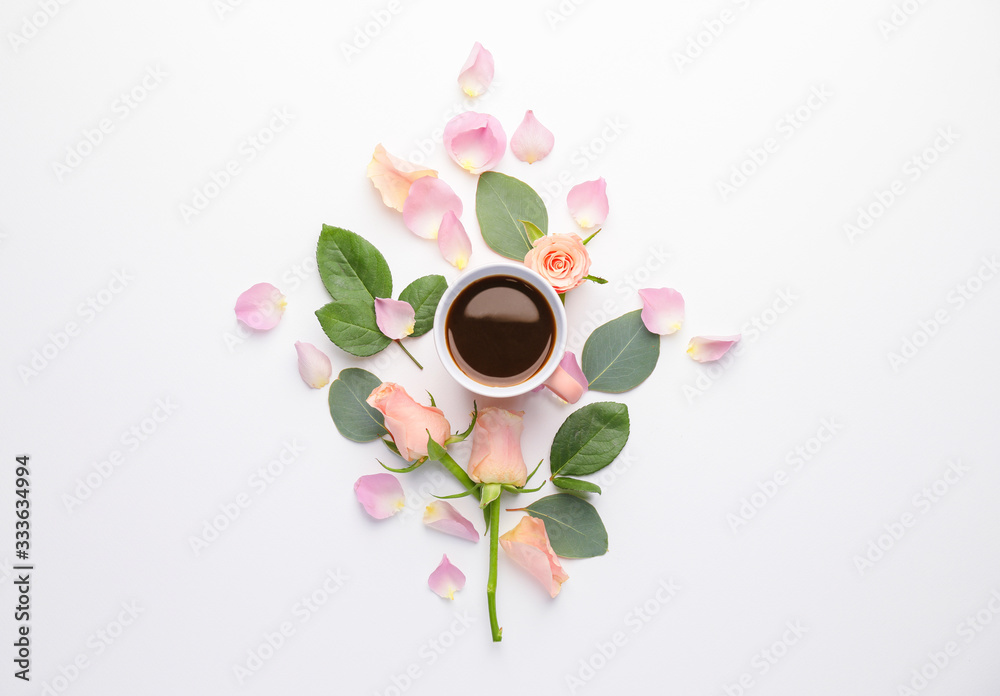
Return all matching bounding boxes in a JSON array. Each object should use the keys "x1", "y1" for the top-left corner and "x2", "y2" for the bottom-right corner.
[
  {"x1": 523, "y1": 233, "x2": 592, "y2": 294},
  {"x1": 467, "y1": 407, "x2": 527, "y2": 486},
  {"x1": 366, "y1": 383, "x2": 451, "y2": 462}
]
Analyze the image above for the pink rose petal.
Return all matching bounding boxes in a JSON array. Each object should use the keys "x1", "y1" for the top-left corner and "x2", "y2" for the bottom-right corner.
[
  {"x1": 687, "y1": 334, "x2": 741, "y2": 363},
  {"x1": 366, "y1": 144, "x2": 437, "y2": 212},
  {"x1": 567, "y1": 178, "x2": 609, "y2": 228},
  {"x1": 354, "y1": 473, "x2": 405, "y2": 519},
  {"x1": 457, "y1": 42, "x2": 494, "y2": 98},
  {"x1": 402, "y1": 177, "x2": 463, "y2": 239},
  {"x1": 428, "y1": 554, "x2": 467, "y2": 600},
  {"x1": 423, "y1": 501, "x2": 479, "y2": 542},
  {"x1": 437, "y1": 210, "x2": 472, "y2": 270},
  {"x1": 510, "y1": 110, "x2": 554, "y2": 164},
  {"x1": 639, "y1": 288, "x2": 685, "y2": 335},
  {"x1": 500, "y1": 516, "x2": 568, "y2": 598},
  {"x1": 234, "y1": 282, "x2": 286, "y2": 330},
  {"x1": 443, "y1": 112, "x2": 506, "y2": 174},
  {"x1": 294, "y1": 341, "x2": 332, "y2": 389},
  {"x1": 374, "y1": 298, "x2": 415, "y2": 340}
]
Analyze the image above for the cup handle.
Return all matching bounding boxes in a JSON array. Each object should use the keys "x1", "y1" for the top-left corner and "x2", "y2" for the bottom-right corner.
[{"x1": 543, "y1": 365, "x2": 586, "y2": 404}]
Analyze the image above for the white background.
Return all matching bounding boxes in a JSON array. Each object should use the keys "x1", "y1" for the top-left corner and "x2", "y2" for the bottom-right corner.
[{"x1": 2, "y1": 0, "x2": 999, "y2": 694}]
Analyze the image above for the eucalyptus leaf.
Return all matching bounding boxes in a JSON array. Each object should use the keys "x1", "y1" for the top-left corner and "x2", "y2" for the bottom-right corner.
[
  {"x1": 398, "y1": 274, "x2": 447, "y2": 337},
  {"x1": 522, "y1": 494, "x2": 608, "y2": 558},
  {"x1": 316, "y1": 225, "x2": 392, "y2": 302},
  {"x1": 582, "y1": 310, "x2": 660, "y2": 393},
  {"x1": 328, "y1": 368, "x2": 386, "y2": 442},
  {"x1": 550, "y1": 402, "x2": 629, "y2": 477},
  {"x1": 552, "y1": 477, "x2": 602, "y2": 495},
  {"x1": 476, "y1": 172, "x2": 548, "y2": 260},
  {"x1": 316, "y1": 299, "x2": 391, "y2": 357}
]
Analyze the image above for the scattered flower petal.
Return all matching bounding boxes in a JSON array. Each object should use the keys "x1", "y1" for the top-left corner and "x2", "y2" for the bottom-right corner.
[
  {"x1": 443, "y1": 112, "x2": 506, "y2": 174},
  {"x1": 535, "y1": 351, "x2": 588, "y2": 402},
  {"x1": 402, "y1": 177, "x2": 463, "y2": 239},
  {"x1": 234, "y1": 282, "x2": 286, "y2": 330},
  {"x1": 294, "y1": 341, "x2": 332, "y2": 389},
  {"x1": 366, "y1": 144, "x2": 438, "y2": 212},
  {"x1": 437, "y1": 210, "x2": 472, "y2": 270},
  {"x1": 523, "y1": 233, "x2": 592, "y2": 294},
  {"x1": 687, "y1": 334, "x2": 741, "y2": 363},
  {"x1": 457, "y1": 42, "x2": 494, "y2": 98},
  {"x1": 354, "y1": 473, "x2": 405, "y2": 519},
  {"x1": 500, "y1": 516, "x2": 569, "y2": 598},
  {"x1": 510, "y1": 110, "x2": 554, "y2": 164},
  {"x1": 567, "y1": 178, "x2": 609, "y2": 228},
  {"x1": 468, "y1": 407, "x2": 527, "y2": 487},
  {"x1": 639, "y1": 288, "x2": 685, "y2": 335},
  {"x1": 424, "y1": 501, "x2": 479, "y2": 542},
  {"x1": 428, "y1": 554, "x2": 467, "y2": 600},
  {"x1": 374, "y1": 298, "x2": 416, "y2": 340},
  {"x1": 366, "y1": 383, "x2": 452, "y2": 461}
]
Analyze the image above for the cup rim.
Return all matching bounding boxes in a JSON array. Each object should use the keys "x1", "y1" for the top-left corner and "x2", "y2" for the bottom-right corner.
[{"x1": 433, "y1": 262, "x2": 567, "y2": 399}]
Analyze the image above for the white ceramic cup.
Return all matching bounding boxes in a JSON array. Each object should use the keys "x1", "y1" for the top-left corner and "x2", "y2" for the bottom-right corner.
[{"x1": 432, "y1": 263, "x2": 584, "y2": 402}]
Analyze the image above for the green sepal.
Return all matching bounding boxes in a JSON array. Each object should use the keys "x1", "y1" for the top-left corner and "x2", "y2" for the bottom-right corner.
[
  {"x1": 524, "y1": 459, "x2": 543, "y2": 484},
  {"x1": 433, "y1": 488, "x2": 479, "y2": 500},
  {"x1": 479, "y1": 483, "x2": 502, "y2": 509},
  {"x1": 445, "y1": 402, "x2": 478, "y2": 445},
  {"x1": 584, "y1": 275, "x2": 608, "y2": 284},
  {"x1": 378, "y1": 457, "x2": 426, "y2": 474}
]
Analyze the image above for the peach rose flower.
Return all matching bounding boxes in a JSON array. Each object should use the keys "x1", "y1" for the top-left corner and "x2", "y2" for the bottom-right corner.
[
  {"x1": 523, "y1": 233, "x2": 591, "y2": 294},
  {"x1": 366, "y1": 383, "x2": 451, "y2": 461},
  {"x1": 467, "y1": 407, "x2": 527, "y2": 486}
]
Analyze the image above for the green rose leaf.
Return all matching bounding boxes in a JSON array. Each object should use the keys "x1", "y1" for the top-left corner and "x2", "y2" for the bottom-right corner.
[
  {"x1": 476, "y1": 172, "x2": 548, "y2": 260},
  {"x1": 316, "y1": 298, "x2": 392, "y2": 357},
  {"x1": 582, "y1": 310, "x2": 660, "y2": 393},
  {"x1": 316, "y1": 225, "x2": 392, "y2": 302},
  {"x1": 398, "y1": 274, "x2": 447, "y2": 337},
  {"x1": 522, "y1": 494, "x2": 608, "y2": 558},
  {"x1": 552, "y1": 477, "x2": 602, "y2": 495},
  {"x1": 520, "y1": 219, "x2": 545, "y2": 243},
  {"x1": 550, "y1": 402, "x2": 629, "y2": 478},
  {"x1": 328, "y1": 368, "x2": 386, "y2": 442}
]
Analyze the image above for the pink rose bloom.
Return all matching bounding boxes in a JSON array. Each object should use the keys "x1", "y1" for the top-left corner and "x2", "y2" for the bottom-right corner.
[
  {"x1": 366, "y1": 383, "x2": 452, "y2": 461},
  {"x1": 523, "y1": 233, "x2": 592, "y2": 294},
  {"x1": 467, "y1": 407, "x2": 527, "y2": 486}
]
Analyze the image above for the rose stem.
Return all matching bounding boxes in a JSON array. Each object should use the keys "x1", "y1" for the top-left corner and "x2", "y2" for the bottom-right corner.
[
  {"x1": 488, "y1": 498, "x2": 502, "y2": 642},
  {"x1": 395, "y1": 340, "x2": 423, "y2": 369}
]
